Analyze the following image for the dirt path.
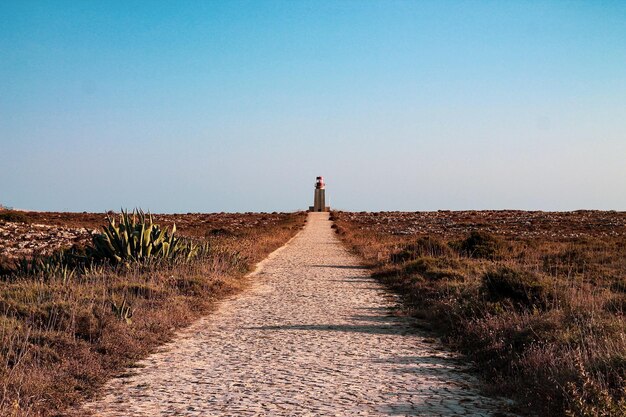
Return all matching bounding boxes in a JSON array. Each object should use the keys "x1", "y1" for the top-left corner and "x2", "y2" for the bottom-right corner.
[{"x1": 81, "y1": 212, "x2": 514, "y2": 416}]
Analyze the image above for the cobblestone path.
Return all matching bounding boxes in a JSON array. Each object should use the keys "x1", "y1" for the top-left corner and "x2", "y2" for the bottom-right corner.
[{"x1": 82, "y1": 212, "x2": 515, "y2": 416}]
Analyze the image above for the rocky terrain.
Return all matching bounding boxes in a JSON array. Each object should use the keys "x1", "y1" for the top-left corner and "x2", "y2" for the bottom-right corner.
[
  {"x1": 0, "y1": 211, "x2": 297, "y2": 261},
  {"x1": 337, "y1": 210, "x2": 626, "y2": 239},
  {"x1": 0, "y1": 221, "x2": 93, "y2": 260}
]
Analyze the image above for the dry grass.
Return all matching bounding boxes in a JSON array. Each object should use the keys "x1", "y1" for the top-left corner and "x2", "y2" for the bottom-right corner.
[
  {"x1": 332, "y1": 210, "x2": 626, "y2": 417},
  {"x1": 0, "y1": 211, "x2": 305, "y2": 416}
]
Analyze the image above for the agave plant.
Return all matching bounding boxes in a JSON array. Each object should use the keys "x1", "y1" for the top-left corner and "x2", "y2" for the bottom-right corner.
[{"x1": 91, "y1": 209, "x2": 197, "y2": 263}]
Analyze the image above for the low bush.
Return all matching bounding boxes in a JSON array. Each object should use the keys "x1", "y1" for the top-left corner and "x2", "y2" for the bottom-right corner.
[
  {"x1": 0, "y1": 211, "x2": 29, "y2": 224},
  {"x1": 456, "y1": 231, "x2": 502, "y2": 260},
  {"x1": 483, "y1": 267, "x2": 550, "y2": 308},
  {"x1": 403, "y1": 257, "x2": 465, "y2": 281},
  {"x1": 390, "y1": 236, "x2": 452, "y2": 263}
]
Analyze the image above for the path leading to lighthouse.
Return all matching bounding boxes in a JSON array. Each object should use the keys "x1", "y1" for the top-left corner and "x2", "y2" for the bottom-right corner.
[{"x1": 81, "y1": 212, "x2": 514, "y2": 417}]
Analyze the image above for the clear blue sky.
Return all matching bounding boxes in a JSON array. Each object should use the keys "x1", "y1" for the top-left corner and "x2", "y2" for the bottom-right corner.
[{"x1": 1, "y1": 1, "x2": 625, "y2": 212}]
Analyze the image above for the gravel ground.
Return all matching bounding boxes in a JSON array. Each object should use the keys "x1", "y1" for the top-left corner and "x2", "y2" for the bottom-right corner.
[
  {"x1": 0, "y1": 222, "x2": 91, "y2": 259},
  {"x1": 80, "y1": 212, "x2": 516, "y2": 416}
]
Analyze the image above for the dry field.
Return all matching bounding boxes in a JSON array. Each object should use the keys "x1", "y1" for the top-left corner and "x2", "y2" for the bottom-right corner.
[
  {"x1": 0, "y1": 210, "x2": 305, "y2": 416},
  {"x1": 332, "y1": 210, "x2": 626, "y2": 417},
  {"x1": 0, "y1": 211, "x2": 298, "y2": 265},
  {"x1": 342, "y1": 210, "x2": 625, "y2": 239}
]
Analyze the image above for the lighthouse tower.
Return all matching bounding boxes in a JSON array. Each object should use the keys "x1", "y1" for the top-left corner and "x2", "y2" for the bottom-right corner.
[{"x1": 309, "y1": 176, "x2": 330, "y2": 212}]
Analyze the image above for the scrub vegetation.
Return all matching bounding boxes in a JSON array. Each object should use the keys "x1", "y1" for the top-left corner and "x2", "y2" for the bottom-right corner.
[
  {"x1": 332, "y1": 210, "x2": 626, "y2": 417},
  {"x1": 0, "y1": 209, "x2": 305, "y2": 416}
]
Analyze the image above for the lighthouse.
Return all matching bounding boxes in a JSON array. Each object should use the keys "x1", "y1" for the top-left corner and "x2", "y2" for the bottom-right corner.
[{"x1": 309, "y1": 176, "x2": 330, "y2": 212}]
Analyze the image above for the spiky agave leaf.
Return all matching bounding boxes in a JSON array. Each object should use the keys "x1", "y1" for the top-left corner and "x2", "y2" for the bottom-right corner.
[{"x1": 89, "y1": 208, "x2": 202, "y2": 265}]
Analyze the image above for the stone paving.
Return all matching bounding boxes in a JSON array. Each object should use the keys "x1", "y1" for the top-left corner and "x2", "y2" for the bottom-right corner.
[{"x1": 81, "y1": 212, "x2": 516, "y2": 416}]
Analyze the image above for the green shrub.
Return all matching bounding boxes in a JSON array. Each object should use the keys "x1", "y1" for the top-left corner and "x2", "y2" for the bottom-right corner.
[
  {"x1": 483, "y1": 267, "x2": 549, "y2": 308},
  {"x1": 90, "y1": 209, "x2": 207, "y2": 264}
]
